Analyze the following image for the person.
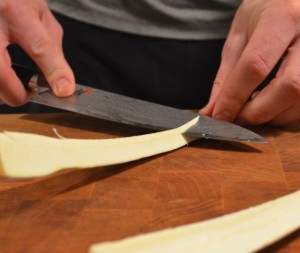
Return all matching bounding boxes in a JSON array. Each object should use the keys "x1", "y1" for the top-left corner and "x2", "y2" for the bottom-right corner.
[{"x1": 1, "y1": 0, "x2": 300, "y2": 126}]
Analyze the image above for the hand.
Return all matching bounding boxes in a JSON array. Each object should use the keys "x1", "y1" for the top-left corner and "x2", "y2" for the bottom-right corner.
[
  {"x1": 200, "y1": 0, "x2": 300, "y2": 126},
  {"x1": 0, "y1": 0, "x2": 75, "y2": 106}
]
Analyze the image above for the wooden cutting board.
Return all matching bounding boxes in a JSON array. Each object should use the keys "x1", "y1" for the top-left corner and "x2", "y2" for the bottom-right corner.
[{"x1": 0, "y1": 113, "x2": 299, "y2": 253}]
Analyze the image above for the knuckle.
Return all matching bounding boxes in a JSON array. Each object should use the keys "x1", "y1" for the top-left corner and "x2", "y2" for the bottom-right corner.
[
  {"x1": 223, "y1": 90, "x2": 247, "y2": 107},
  {"x1": 213, "y1": 75, "x2": 223, "y2": 88},
  {"x1": 50, "y1": 17, "x2": 64, "y2": 39},
  {"x1": 245, "y1": 109, "x2": 270, "y2": 125},
  {"x1": 284, "y1": 75, "x2": 300, "y2": 95},
  {"x1": 54, "y1": 18, "x2": 64, "y2": 35},
  {"x1": 244, "y1": 54, "x2": 270, "y2": 81},
  {"x1": 29, "y1": 36, "x2": 54, "y2": 58},
  {"x1": 229, "y1": 96, "x2": 245, "y2": 108},
  {"x1": 56, "y1": 24, "x2": 64, "y2": 38}
]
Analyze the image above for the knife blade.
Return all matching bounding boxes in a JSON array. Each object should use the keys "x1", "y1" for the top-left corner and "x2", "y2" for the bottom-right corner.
[{"x1": 13, "y1": 64, "x2": 266, "y2": 143}]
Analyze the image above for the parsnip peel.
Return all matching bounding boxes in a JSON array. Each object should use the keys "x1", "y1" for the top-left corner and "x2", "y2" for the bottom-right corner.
[
  {"x1": 89, "y1": 189, "x2": 300, "y2": 253},
  {"x1": 0, "y1": 117, "x2": 199, "y2": 178}
]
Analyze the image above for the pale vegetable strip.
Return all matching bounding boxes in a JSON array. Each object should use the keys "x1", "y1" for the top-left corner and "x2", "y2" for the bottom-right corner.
[
  {"x1": 89, "y1": 189, "x2": 300, "y2": 253},
  {"x1": 0, "y1": 117, "x2": 199, "y2": 178}
]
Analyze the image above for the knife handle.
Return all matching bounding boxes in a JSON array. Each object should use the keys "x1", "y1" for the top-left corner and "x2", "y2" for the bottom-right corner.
[{"x1": 12, "y1": 64, "x2": 50, "y2": 93}]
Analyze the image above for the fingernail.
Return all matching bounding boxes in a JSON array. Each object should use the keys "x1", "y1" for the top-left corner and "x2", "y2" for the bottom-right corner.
[
  {"x1": 199, "y1": 106, "x2": 211, "y2": 116},
  {"x1": 251, "y1": 91, "x2": 260, "y2": 100},
  {"x1": 214, "y1": 111, "x2": 232, "y2": 122},
  {"x1": 54, "y1": 78, "x2": 71, "y2": 96}
]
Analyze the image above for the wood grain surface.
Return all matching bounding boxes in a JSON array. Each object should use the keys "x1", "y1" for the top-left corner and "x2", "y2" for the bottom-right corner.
[{"x1": 0, "y1": 113, "x2": 299, "y2": 253}]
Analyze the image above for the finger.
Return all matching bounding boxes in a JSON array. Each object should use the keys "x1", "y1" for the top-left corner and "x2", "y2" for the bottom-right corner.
[
  {"x1": 41, "y1": 8, "x2": 64, "y2": 45},
  {"x1": 13, "y1": 10, "x2": 75, "y2": 97},
  {"x1": 199, "y1": 6, "x2": 247, "y2": 116},
  {"x1": 236, "y1": 38, "x2": 300, "y2": 125},
  {"x1": 200, "y1": 39, "x2": 243, "y2": 115},
  {"x1": 234, "y1": 78, "x2": 296, "y2": 125},
  {"x1": 199, "y1": 35, "x2": 246, "y2": 115},
  {"x1": 200, "y1": 13, "x2": 247, "y2": 115},
  {"x1": 268, "y1": 102, "x2": 300, "y2": 126},
  {"x1": 212, "y1": 14, "x2": 296, "y2": 122},
  {"x1": 0, "y1": 46, "x2": 28, "y2": 106}
]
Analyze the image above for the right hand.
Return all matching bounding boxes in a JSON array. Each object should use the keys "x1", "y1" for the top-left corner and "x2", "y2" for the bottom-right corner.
[
  {"x1": 200, "y1": 0, "x2": 300, "y2": 126},
  {"x1": 0, "y1": 0, "x2": 75, "y2": 106}
]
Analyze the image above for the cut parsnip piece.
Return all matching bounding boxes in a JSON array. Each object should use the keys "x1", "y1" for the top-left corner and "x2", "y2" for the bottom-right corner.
[
  {"x1": 0, "y1": 117, "x2": 199, "y2": 178},
  {"x1": 89, "y1": 189, "x2": 300, "y2": 253}
]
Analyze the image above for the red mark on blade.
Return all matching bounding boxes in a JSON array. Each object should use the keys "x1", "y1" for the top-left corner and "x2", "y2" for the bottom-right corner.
[
  {"x1": 83, "y1": 89, "x2": 93, "y2": 94},
  {"x1": 75, "y1": 88, "x2": 93, "y2": 95}
]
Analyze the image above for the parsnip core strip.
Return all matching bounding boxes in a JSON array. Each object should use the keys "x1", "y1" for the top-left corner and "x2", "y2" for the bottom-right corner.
[
  {"x1": 89, "y1": 189, "x2": 300, "y2": 253},
  {"x1": 0, "y1": 116, "x2": 199, "y2": 178}
]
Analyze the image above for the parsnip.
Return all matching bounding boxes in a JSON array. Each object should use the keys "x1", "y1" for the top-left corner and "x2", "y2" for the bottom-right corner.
[
  {"x1": 0, "y1": 117, "x2": 199, "y2": 178},
  {"x1": 89, "y1": 189, "x2": 300, "y2": 253}
]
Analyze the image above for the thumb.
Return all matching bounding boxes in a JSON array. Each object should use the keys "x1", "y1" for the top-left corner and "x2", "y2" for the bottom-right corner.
[{"x1": 15, "y1": 11, "x2": 75, "y2": 97}]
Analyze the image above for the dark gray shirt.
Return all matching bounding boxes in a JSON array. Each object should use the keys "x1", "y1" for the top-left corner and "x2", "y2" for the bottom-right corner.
[{"x1": 47, "y1": 0, "x2": 241, "y2": 40}]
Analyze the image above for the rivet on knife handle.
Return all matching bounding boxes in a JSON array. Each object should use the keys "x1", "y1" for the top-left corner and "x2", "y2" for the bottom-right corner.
[{"x1": 12, "y1": 63, "x2": 50, "y2": 94}]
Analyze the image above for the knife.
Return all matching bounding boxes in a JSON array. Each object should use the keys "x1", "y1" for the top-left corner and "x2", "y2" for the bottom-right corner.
[{"x1": 13, "y1": 64, "x2": 266, "y2": 143}]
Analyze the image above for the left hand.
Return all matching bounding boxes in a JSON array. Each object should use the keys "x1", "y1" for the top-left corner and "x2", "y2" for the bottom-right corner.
[
  {"x1": 200, "y1": 0, "x2": 300, "y2": 126},
  {"x1": 0, "y1": 0, "x2": 75, "y2": 106}
]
